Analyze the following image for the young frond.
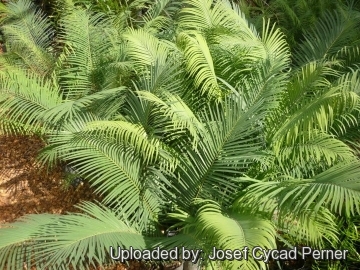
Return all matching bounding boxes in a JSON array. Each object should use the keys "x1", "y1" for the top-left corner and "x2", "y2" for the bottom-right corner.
[{"x1": 177, "y1": 32, "x2": 222, "y2": 100}]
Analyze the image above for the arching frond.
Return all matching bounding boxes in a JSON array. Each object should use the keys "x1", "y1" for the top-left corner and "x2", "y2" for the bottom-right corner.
[
  {"x1": 38, "y1": 119, "x2": 175, "y2": 229},
  {"x1": 124, "y1": 29, "x2": 176, "y2": 68},
  {"x1": 132, "y1": 57, "x2": 183, "y2": 95},
  {"x1": 0, "y1": 214, "x2": 58, "y2": 270},
  {"x1": 332, "y1": 45, "x2": 360, "y2": 70},
  {"x1": 0, "y1": 202, "x2": 146, "y2": 270},
  {"x1": 83, "y1": 120, "x2": 162, "y2": 164},
  {"x1": 260, "y1": 18, "x2": 290, "y2": 68},
  {"x1": 42, "y1": 86, "x2": 127, "y2": 129},
  {"x1": 161, "y1": 200, "x2": 275, "y2": 270},
  {"x1": 271, "y1": 62, "x2": 359, "y2": 147},
  {"x1": 240, "y1": 161, "x2": 360, "y2": 217},
  {"x1": 275, "y1": 131, "x2": 356, "y2": 175}
]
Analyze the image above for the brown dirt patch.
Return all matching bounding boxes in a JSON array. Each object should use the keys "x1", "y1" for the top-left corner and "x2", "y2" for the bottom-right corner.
[{"x1": 0, "y1": 135, "x2": 99, "y2": 223}]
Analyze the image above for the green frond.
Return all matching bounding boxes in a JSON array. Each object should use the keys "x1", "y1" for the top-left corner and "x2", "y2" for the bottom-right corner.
[
  {"x1": 0, "y1": 202, "x2": 146, "y2": 270},
  {"x1": 135, "y1": 90, "x2": 205, "y2": 145},
  {"x1": 83, "y1": 120, "x2": 162, "y2": 164},
  {"x1": 178, "y1": 0, "x2": 213, "y2": 31},
  {"x1": 124, "y1": 29, "x2": 176, "y2": 68},
  {"x1": 329, "y1": 70, "x2": 360, "y2": 136},
  {"x1": 294, "y1": 10, "x2": 360, "y2": 65},
  {"x1": 276, "y1": 207, "x2": 339, "y2": 249},
  {"x1": 240, "y1": 161, "x2": 360, "y2": 217},
  {"x1": 0, "y1": 0, "x2": 55, "y2": 75},
  {"x1": 174, "y1": 96, "x2": 266, "y2": 207},
  {"x1": 334, "y1": 216, "x2": 360, "y2": 263},
  {"x1": 275, "y1": 131, "x2": 356, "y2": 171},
  {"x1": 211, "y1": 21, "x2": 290, "y2": 109},
  {"x1": 163, "y1": 200, "x2": 276, "y2": 270},
  {"x1": 57, "y1": 9, "x2": 119, "y2": 98},
  {"x1": 42, "y1": 86, "x2": 127, "y2": 129},
  {"x1": 140, "y1": 0, "x2": 181, "y2": 33},
  {"x1": 179, "y1": 0, "x2": 257, "y2": 40},
  {"x1": 142, "y1": 15, "x2": 170, "y2": 34},
  {"x1": 38, "y1": 120, "x2": 174, "y2": 228},
  {"x1": 260, "y1": 19, "x2": 290, "y2": 68},
  {"x1": 212, "y1": 35, "x2": 262, "y2": 68},
  {"x1": 271, "y1": 62, "x2": 359, "y2": 146},
  {"x1": 37, "y1": 113, "x2": 102, "y2": 167},
  {"x1": 177, "y1": 32, "x2": 222, "y2": 100},
  {"x1": 273, "y1": 0, "x2": 301, "y2": 27},
  {"x1": 0, "y1": 214, "x2": 57, "y2": 270},
  {"x1": 34, "y1": 202, "x2": 146, "y2": 269},
  {"x1": 332, "y1": 45, "x2": 360, "y2": 70},
  {"x1": 0, "y1": 69, "x2": 62, "y2": 134},
  {"x1": 234, "y1": 60, "x2": 288, "y2": 112},
  {"x1": 132, "y1": 57, "x2": 183, "y2": 95},
  {"x1": 213, "y1": 45, "x2": 288, "y2": 115}
]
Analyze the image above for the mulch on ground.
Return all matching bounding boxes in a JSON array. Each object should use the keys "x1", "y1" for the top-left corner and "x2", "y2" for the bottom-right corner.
[{"x1": 0, "y1": 135, "x2": 98, "y2": 223}]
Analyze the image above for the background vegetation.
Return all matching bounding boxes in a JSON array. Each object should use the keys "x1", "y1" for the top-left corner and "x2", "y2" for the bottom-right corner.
[{"x1": 0, "y1": 0, "x2": 359, "y2": 269}]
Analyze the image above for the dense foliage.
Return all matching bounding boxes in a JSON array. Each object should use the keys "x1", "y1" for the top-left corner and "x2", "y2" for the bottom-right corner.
[{"x1": 0, "y1": 0, "x2": 359, "y2": 269}]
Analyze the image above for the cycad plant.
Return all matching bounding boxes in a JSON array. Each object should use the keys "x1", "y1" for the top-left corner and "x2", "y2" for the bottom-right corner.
[
  {"x1": 239, "y1": 0, "x2": 360, "y2": 50},
  {"x1": 0, "y1": 0, "x2": 360, "y2": 270}
]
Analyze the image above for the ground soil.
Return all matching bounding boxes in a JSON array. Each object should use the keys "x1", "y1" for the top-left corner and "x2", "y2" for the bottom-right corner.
[
  {"x1": 0, "y1": 135, "x2": 98, "y2": 224},
  {"x1": 0, "y1": 135, "x2": 180, "y2": 270}
]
